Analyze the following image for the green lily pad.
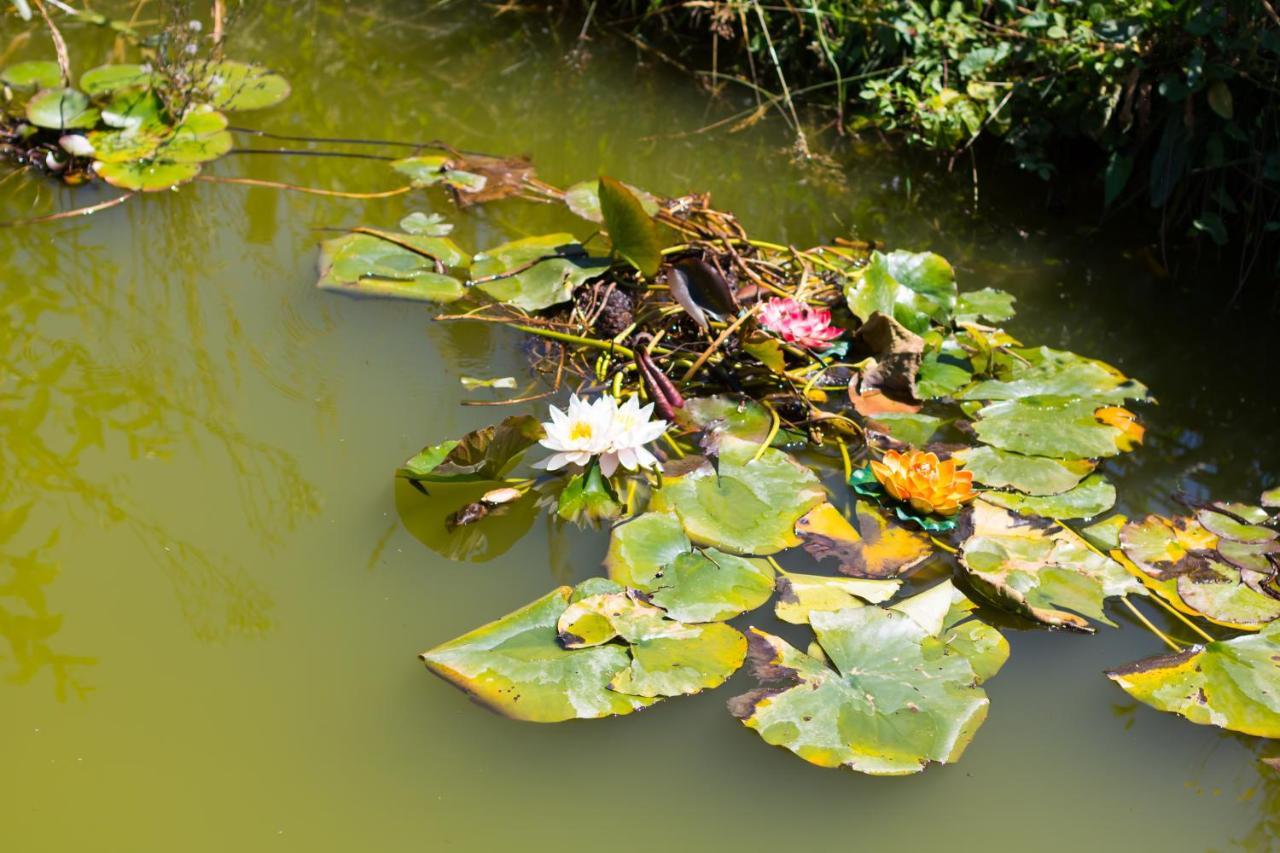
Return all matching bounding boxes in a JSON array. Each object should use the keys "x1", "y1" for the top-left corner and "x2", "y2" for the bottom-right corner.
[
  {"x1": 916, "y1": 353, "x2": 973, "y2": 399},
  {"x1": 564, "y1": 178, "x2": 660, "y2": 223},
  {"x1": 729, "y1": 581, "x2": 1005, "y2": 775},
  {"x1": 681, "y1": 395, "x2": 773, "y2": 446},
  {"x1": 93, "y1": 159, "x2": 201, "y2": 191},
  {"x1": 1081, "y1": 514, "x2": 1127, "y2": 551},
  {"x1": 556, "y1": 590, "x2": 747, "y2": 697},
  {"x1": 26, "y1": 87, "x2": 99, "y2": 130},
  {"x1": 962, "y1": 347, "x2": 1148, "y2": 404},
  {"x1": 317, "y1": 231, "x2": 467, "y2": 303},
  {"x1": 1107, "y1": 621, "x2": 1280, "y2": 738},
  {"x1": 845, "y1": 249, "x2": 957, "y2": 334},
  {"x1": 420, "y1": 585, "x2": 655, "y2": 722},
  {"x1": 973, "y1": 397, "x2": 1128, "y2": 460},
  {"x1": 399, "y1": 211, "x2": 453, "y2": 236},
  {"x1": 391, "y1": 155, "x2": 450, "y2": 187},
  {"x1": 605, "y1": 511, "x2": 775, "y2": 622},
  {"x1": 979, "y1": 474, "x2": 1117, "y2": 520},
  {"x1": 471, "y1": 234, "x2": 607, "y2": 312},
  {"x1": 1262, "y1": 487, "x2": 1280, "y2": 509},
  {"x1": 866, "y1": 412, "x2": 943, "y2": 446},
  {"x1": 773, "y1": 571, "x2": 901, "y2": 624},
  {"x1": 955, "y1": 287, "x2": 1016, "y2": 323},
  {"x1": 960, "y1": 499, "x2": 1142, "y2": 630},
  {"x1": 1196, "y1": 506, "x2": 1278, "y2": 544},
  {"x1": 650, "y1": 436, "x2": 825, "y2": 555},
  {"x1": 202, "y1": 61, "x2": 290, "y2": 111},
  {"x1": 2, "y1": 60, "x2": 62, "y2": 91},
  {"x1": 598, "y1": 175, "x2": 664, "y2": 278},
  {"x1": 394, "y1": 477, "x2": 538, "y2": 564},
  {"x1": 79, "y1": 63, "x2": 152, "y2": 95},
  {"x1": 398, "y1": 416, "x2": 542, "y2": 483},
  {"x1": 955, "y1": 446, "x2": 1095, "y2": 496},
  {"x1": 930, "y1": 588, "x2": 1011, "y2": 684},
  {"x1": 99, "y1": 88, "x2": 164, "y2": 129}
]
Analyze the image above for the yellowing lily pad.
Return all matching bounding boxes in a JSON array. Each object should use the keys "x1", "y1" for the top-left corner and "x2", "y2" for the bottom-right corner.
[
  {"x1": 979, "y1": 474, "x2": 1117, "y2": 520},
  {"x1": 555, "y1": 589, "x2": 747, "y2": 698},
  {"x1": 729, "y1": 582, "x2": 1006, "y2": 775},
  {"x1": 773, "y1": 571, "x2": 901, "y2": 624},
  {"x1": 954, "y1": 446, "x2": 1095, "y2": 495},
  {"x1": 1107, "y1": 621, "x2": 1280, "y2": 738},
  {"x1": 960, "y1": 499, "x2": 1142, "y2": 630}
]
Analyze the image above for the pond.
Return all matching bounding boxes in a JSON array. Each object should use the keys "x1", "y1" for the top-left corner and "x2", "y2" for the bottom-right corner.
[{"x1": 2, "y1": 3, "x2": 1278, "y2": 850}]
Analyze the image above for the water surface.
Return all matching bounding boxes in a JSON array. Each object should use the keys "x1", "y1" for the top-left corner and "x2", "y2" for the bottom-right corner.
[{"x1": 2, "y1": 4, "x2": 1278, "y2": 851}]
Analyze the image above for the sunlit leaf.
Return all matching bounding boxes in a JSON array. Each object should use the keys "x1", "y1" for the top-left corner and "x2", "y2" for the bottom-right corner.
[
  {"x1": 605, "y1": 511, "x2": 775, "y2": 622},
  {"x1": 773, "y1": 571, "x2": 900, "y2": 624},
  {"x1": 955, "y1": 288, "x2": 1016, "y2": 323},
  {"x1": 955, "y1": 446, "x2": 1094, "y2": 495},
  {"x1": 93, "y1": 159, "x2": 201, "y2": 191},
  {"x1": 845, "y1": 250, "x2": 957, "y2": 333},
  {"x1": 420, "y1": 585, "x2": 655, "y2": 722},
  {"x1": 962, "y1": 347, "x2": 1148, "y2": 404},
  {"x1": 979, "y1": 474, "x2": 1117, "y2": 519},
  {"x1": 729, "y1": 581, "x2": 1005, "y2": 775},
  {"x1": 650, "y1": 436, "x2": 825, "y2": 555},
  {"x1": 960, "y1": 499, "x2": 1142, "y2": 629},
  {"x1": 2, "y1": 60, "x2": 61, "y2": 91},
  {"x1": 317, "y1": 231, "x2": 467, "y2": 303},
  {"x1": 79, "y1": 63, "x2": 152, "y2": 95},
  {"x1": 202, "y1": 61, "x2": 290, "y2": 111},
  {"x1": 564, "y1": 178, "x2": 660, "y2": 223},
  {"x1": 399, "y1": 415, "x2": 542, "y2": 482},
  {"x1": 1107, "y1": 621, "x2": 1280, "y2": 738},
  {"x1": 472, "y1": 234, "x2": 607, "y2": 312},
  {"x1": 973, "y1": 397, "x2": 1130, "y2": 460},
  {"x1": 26, "y1": 87, "x2": 99, "y2": 130},
  {"x1": 556, "y1": 589, "x2": 746, "y2": 697}
]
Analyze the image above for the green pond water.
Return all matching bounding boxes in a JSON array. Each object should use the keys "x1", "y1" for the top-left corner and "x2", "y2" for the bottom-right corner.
[{"x1": 3, "y1": 4, "x2": 1279, "y2": 851}]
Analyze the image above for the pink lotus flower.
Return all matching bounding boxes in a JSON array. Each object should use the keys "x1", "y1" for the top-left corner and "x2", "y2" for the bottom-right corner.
[{"x1": 757, "y1": 297, "x2": 843, "y2": 349}]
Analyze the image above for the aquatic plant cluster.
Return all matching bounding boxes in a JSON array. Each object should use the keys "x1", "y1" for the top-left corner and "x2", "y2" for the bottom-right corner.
[
  {"x1": 315, "y1": 149, "x2": 1280, "y2": 774},
  {"x1": 0, "y1": 23, "x2": 287, "y2": 190}
]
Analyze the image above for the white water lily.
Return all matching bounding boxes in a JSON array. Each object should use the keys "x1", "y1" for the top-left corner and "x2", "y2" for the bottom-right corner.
[{"x1": 534, "y1": 394, "x2": 668, "y2": 476}]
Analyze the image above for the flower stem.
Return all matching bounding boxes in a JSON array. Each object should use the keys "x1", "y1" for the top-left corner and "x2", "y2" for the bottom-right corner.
[{"x1": 1119, "y1": 597, "x2": 1182, "y2": 652}]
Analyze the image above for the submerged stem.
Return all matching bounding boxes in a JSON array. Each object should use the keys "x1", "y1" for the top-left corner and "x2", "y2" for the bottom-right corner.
[{"x1": 1119, "y1": 597, "x2": 1182, "y2": 652}]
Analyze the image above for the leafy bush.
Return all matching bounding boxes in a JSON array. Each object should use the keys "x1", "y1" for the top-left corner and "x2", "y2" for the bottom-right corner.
[{"x1": 570, "y1": 1, "x2": 1280, "y2": 280}]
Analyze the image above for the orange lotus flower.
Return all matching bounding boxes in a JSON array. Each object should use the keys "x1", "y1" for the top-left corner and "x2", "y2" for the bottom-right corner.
[
  {"x1": 1095, "y1": 406, "x2": 1144, "y2": 451},
  {"x1": 871, "y1": 450, "x2": 975, "y2": 517}
]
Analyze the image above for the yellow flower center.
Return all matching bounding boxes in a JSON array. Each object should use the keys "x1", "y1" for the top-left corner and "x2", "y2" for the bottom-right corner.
[{"x1": 569, "y1": 422, "x2": 593, "y2": 442}]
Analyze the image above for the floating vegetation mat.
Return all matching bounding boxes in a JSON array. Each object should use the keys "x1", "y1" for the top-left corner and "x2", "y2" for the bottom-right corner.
[{"x1": 311, "y1": 147, "x2": 1280, "y2": 774}]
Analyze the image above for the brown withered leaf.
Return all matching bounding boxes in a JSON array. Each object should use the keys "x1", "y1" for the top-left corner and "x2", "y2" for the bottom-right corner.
[{"x1": 848, "y1": 312, "x2": 924, "y2": 405}]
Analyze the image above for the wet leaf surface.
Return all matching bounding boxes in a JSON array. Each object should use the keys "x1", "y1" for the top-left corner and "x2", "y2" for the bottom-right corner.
[
  {"x1": 955, "y1": 446, "x2": 1095, "y2": 495},
  {"x1": 1107, "y1": 621, "x2": 1280, "y2": 738},
  {"x1": 979, "y1": 474, "x2": 1117, "y2": 520},
  {"x1": 598, "y1": 175, "x2": 664, "y2": 277},
  {"x1": 472, "y1": 234, "x2": 607, "y2": 312},
  {"x1": 730, "y1": 581, "x2": 1005, "y2": 775}
]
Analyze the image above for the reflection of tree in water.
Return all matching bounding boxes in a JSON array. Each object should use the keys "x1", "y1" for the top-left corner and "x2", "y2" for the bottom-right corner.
[{"x1": 0, "y1": 182, "x2": 320, "y2": 697}]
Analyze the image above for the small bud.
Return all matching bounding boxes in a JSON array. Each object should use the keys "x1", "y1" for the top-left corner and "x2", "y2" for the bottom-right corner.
[
  {"x1": 59, "y1": 134, "x2": 95, "y2": 157},
  {"x1": 481, "y1": 487, "x2": 522, "y2": 506}
]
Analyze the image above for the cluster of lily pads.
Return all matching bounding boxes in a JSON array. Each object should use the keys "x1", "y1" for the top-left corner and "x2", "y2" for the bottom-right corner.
[
  {"x1": 0, "y1": 56, "x2": 287, "y2": 190},
  {"x1": 316, "y1": 150, "x2": 1278, "y2": 774}
]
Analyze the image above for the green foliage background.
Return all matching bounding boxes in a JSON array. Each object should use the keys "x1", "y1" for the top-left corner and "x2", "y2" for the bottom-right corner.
[{"x1": 565, "y1": 0, "x2": 1280, "y2": 282}]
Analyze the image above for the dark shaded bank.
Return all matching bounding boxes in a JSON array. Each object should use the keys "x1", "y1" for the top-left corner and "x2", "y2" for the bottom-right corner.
[{"x1": 531, "y1": 0, "x2": 1280, "y2": 303}]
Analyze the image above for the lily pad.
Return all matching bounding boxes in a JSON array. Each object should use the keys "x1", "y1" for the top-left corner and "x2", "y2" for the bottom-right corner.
[
  {"x1": 202, "y1": 61, "x2": 290, "y2": 111},
  {"x1": 1119, "y1": 514, "x2": 1216, "y2": 580},
  {"x1": 2, "y1": 60, "x2": 61, "y2": 91},
  {"x1": 399, "y1": 416, "x2": 543, "y2": 483},
  {"x1": 979, "y1": 474, "x2": 1117, "y2": 520},
  {"x1": 866, "y1": 412, "x2": 942, "y2": 446},
  {"x1": 420, "y1": 585, "x2": 655, "y2": 722},
  {"x1": 1176, "y1": 558, "x2": 1280, "y2": 627},
  {"x1": 472, "y1": 234, "x2": 607, "y2": 312},
  {"x1": 598, "y1": 175, "x2": 663, "y2": 277},
  {"x1": 395, "y1": 477, "x2": 538, "y2": 564},
  {"x1": 973, "y1": 397, "x2": 1129, "y2": 460},
  {"x1": 681, "y1": 395, "x2": 773, "y2": 447},
  {"x1": 605, "y1": 512, "x2": 775, "y2": 622},
  {"x1": 1196, "y1": 505, "x2": 1278, "y2": 544},
  {"x1": 79, "y1": 63, "x2": 152, "y2": 95},
  {"x1": 845, "y1": 249, "x2": 957, "y2": 334},
  {"x1": 960, "y1": 499, "x2": 1141, "y2": 629},
  {"x1": 955, "y1": 287, "x2": 1016, "y2": 323},
  {"x1": 773, "y1": 571, "x2": 901, "y2": 624},
  {"x1": 962, "y1": 347, "x2": 1147, "y2": 404},
  {"x1": 556, "y1": 590, "x2": 747, "y2": 697},
  {"x1": 916, "y1": 352, "x2": 973, "y2": 399},
  {"x1": 564, "y1": 178, "x2": 661, "y2": 223},
  {"x1": 317, "y1": 231, "x2": 467, "y2": 303},
  {"x1": 85, "y1": 126, "x2": 169, "y2": 163},
  {"x1": 391, "y1": 154, "x2": 450, "y2": 187},
  {"x1": 93, "y1": 159, "x2": 201, "y2": 191},
  {"x1": 1107, "y1": 621, "x2": 1280, "y2": 738},
  {"x1": 954, "y1": 446, "x2": 1095, "y2": 495},
  {"x1": 729, "y1": 582, "x2": 1005, "y2": 775},
  {"x1": 650, "y1": 436, "x2": 826, "y2": 555},
  {"x1": 26, "y1": 88, "x2": 99, "y2": 130},
  {"x1": 100, "y1": 88, "x2": 164, "y2": 129}
]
